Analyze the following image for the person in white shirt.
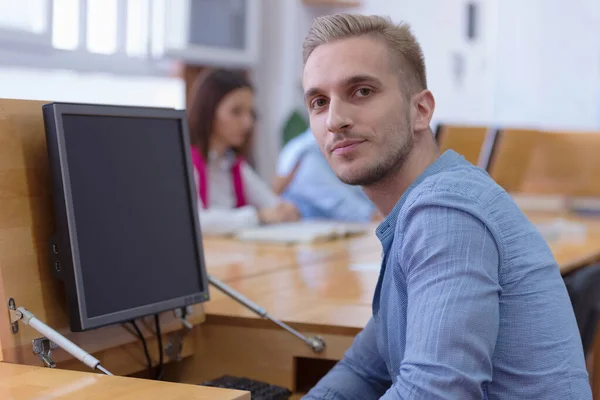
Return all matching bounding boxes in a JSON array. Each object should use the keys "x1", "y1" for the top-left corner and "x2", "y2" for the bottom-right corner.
[{"x1": 187, "y1": 69, "x2": 299, "y2": 235}]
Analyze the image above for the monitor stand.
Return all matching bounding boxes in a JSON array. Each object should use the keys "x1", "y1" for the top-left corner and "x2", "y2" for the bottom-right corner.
[{"x1": 208, "y1": 276, "x2": 325, "y2": 353}]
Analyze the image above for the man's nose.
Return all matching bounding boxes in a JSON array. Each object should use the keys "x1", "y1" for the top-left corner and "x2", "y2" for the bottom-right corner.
[{"x1": 326, "y1": 98, "x2": 353, "y2": 133}]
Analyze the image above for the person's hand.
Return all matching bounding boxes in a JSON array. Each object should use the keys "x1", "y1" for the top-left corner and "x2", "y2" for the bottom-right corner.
[
  {"x1": 277, "y1": 201, "x2": 300, "y2": 222},
  {"x1": 258, "y1": 202, "x2": 300, "y2": 224}
]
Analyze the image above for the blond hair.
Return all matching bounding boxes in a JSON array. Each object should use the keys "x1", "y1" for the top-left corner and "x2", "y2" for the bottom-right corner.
[{"x1": 302, "y1": 13, "x2": 427, "y2": 94}]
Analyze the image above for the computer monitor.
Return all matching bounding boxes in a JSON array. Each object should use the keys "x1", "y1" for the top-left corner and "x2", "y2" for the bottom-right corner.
[{"x1": 42, "y1": 102, "x2": 209, "y2": 332}]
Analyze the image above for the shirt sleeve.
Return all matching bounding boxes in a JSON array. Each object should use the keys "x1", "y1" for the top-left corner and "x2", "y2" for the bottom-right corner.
[
  {"x1": 382, "y1": 202, "x2": 501, "y2": 399},
  {"x1": 302, "y1": 318, "x2": 392, "y2": 400},
  {"x1": 241, "y1": 162, "x2": 280, "y2": 209},
  {"x1": 197, "y1": 204, "x2": 260, "y2": 236},
  {"x1": 288, "y1": 150, "x2": 375, "y2": 222},
  {"x1": 276, "y1": 130, "x2": 314, "y2": 175}
]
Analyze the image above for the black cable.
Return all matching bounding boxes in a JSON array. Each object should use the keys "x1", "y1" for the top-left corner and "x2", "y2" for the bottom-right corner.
[
  {"x1": 129, "y1": 320, "x2": 153, "y2": 379},
  {"x1": 154, "y1": 314, "x2": 164, "y2": 380}
]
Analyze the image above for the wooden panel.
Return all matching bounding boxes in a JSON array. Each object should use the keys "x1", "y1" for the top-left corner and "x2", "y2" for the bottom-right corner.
[
  {"x1": 489, "y1": 129, "x2": 600, "y2": 196},
  {"x1": 524, "y1": 130, "x2": 600, "y2": 196},
  {"x1": 487, "y1": 128, "x2": 540, "y2": 192},
  {"x1": 163, "y1": 321, "x2": 355, "y2": 392},
  {"x1": 0, "y1": 362, "x2": 249, "y2": 399},
  {"x1": 0, "y1": 99, "x2": 204, "y2": 373},
  {"x1": 436, "y1": 124, "x2": 489, "y2": 166}
]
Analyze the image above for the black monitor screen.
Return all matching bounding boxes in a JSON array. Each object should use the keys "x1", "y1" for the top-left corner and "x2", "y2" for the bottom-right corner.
[{"x1": 61, "y1": 114, "x2": 204, "y2": 319}]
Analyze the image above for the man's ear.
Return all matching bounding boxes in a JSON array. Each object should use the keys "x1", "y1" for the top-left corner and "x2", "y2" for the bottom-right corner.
[{"x1": 413, "y1": 90, "x2": 435, "y2": 132}]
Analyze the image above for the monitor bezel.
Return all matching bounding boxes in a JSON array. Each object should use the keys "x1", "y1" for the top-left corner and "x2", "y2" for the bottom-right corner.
[{"x1": 45, "y1": 102, "x2": 210, "y2": 331}]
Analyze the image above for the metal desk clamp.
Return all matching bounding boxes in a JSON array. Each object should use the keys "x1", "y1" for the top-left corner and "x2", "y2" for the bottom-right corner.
[
  {"x1": 165, "y1": 306, "x2": 194, "y2": 362},
  {"x1": 32, "y1": 337, "x2": 59, "y2": 368}
]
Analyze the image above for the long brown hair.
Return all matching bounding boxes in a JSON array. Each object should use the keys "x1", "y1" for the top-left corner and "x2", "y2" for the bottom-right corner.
[{"x1": 187, "y1": 68, "x2": 254, "y2": 159}]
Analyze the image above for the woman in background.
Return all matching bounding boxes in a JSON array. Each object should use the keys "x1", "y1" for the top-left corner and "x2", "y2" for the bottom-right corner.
[{"x1": 188, "y1": 68, "x2": 299, "y2": 235}]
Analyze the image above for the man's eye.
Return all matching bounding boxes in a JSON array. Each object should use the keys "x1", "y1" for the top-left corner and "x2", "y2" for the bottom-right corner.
[
  {"x1": 311, "y1": 98, "x2": 327, "y2": 109},
  {"x1": 356, "y1": 88, "x2": 372, "y2": 97}
]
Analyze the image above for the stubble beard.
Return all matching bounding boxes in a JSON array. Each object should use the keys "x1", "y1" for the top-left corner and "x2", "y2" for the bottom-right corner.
[{"x1": 337, "y1": 119, "x2": 414, "y2": 187}]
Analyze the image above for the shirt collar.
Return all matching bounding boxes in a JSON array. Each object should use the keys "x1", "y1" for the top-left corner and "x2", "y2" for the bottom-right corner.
[
  {"x1": 208, "y1": 149, "x2": 236, "y2": 171},
  {"x1": 375, "y1": 150, "x2": 465, "y2": 247}
]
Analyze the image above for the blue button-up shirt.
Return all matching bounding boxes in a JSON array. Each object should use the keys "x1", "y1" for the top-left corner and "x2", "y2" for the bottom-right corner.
[{"x1": 304, "y1": 150, "x2": 591, "y2": 399}]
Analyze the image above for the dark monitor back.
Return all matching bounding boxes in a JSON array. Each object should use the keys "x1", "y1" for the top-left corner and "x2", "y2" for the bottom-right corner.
[{"x1": 43, "y1": 103, "x2": 209, "y2": 331}]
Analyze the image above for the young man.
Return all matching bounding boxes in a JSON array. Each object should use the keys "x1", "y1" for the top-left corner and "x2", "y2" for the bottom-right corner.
[{"x1": 301, "y1": 13, "x2": 591, "y2": 399}]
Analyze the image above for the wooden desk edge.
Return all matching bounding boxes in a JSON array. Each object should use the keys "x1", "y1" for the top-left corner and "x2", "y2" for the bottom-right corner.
[
  {"x1": 0, "y1": 362, "x2": 250, "y2": 399},
  {"x1": 205, "y1": 313, "x2": 363, "y2": 337}
]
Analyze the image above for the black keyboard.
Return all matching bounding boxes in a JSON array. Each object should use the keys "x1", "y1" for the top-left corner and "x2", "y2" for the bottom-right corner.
[{"x1": 201, "y1": 375, "x2": 292, "y2": 400}]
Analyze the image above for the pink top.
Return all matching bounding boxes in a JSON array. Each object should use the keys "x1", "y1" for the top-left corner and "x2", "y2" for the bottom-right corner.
[{"x1": 190, "y1": 146, "x2": 247, "y2": 209}]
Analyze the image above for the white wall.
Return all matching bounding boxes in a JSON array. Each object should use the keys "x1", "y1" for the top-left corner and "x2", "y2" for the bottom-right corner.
[
  {"x1": 490, "y1": 0, "x2": 543, "y2": 127},
  {"x1": 535, "y1": 0, "x2": 600, "y2": 130},
  {"x1": 360, "y1": 0, "x2": 600, "y2": 131},
  {"x1": 251, "y1": 0, "x2": 295, "y2": 182},
  {"x1": 360, "y1": 0, "x2": 497, "y2": 128},
  {"x1": 491, "y1": 0, "x2": 600, "y2": 129}
]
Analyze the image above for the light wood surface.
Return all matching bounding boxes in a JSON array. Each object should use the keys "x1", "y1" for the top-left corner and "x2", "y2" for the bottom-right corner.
[
  {"x1": 204, "y1": 237, "x2": 379, "y2": 331},
  {"x1": 0, "y1": 99, "x2": 204, "y2": 374},
  {"x1": 0, "y1": 362, "x2": 249, "y2": 399},
  {"x1": 436, "y1": 124, "x2": 489, "y2": 167},
  {"x1": 489, "y1": 129, "x2": 600, "y2": 196}
]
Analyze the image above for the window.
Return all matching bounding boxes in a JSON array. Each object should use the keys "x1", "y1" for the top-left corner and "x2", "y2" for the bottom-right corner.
[
  {"x1": 126, "y1": 0, "x2": 151, "y2": 57},
  {"x1": 163, "y1": 0, "x2": 260, "y2": 66},
  {"x1": 52, "y1": 0, "x2": 79, "y2": 50},
  {"x1": 0, "y1": 0, "x2": 260, "y2": 73},
  {"x1": 150, "y1": 0, "x2": 166, "y2": 58},
  {"x1": 0, "y1": 0, "x2": 48, "y2": 33},
  {"x1": 86, "y1": 0, "x2": 118, "y2": 54},
  {"x1": 0, "y1": 0, "x2": 51, "y2": 46}
]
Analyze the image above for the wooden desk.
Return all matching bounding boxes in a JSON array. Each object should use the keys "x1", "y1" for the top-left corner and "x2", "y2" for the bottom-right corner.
[
  {"x1": 202, "y1": 213, "x2": 600, "y2": 331},
  {"x1": 526, "y1": 212, "x2": 600, "y2": 275},
  {"x1": 203, "y1": 237, "x2": 356, "y2": 283},
  {"x1": 0, "y1": 362, "x2": 249, "y2": 399},
  {"x1": 204, "y1": 232, "x2": 381, "y2": 331},
  {"x1": 165, "y1": 213, "x2": 600, "y2": 393}
]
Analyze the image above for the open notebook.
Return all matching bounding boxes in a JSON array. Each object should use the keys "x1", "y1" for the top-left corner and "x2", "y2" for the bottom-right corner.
[{"x1": 235, "y1": 220, "x2": 370, "y2": 244}]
